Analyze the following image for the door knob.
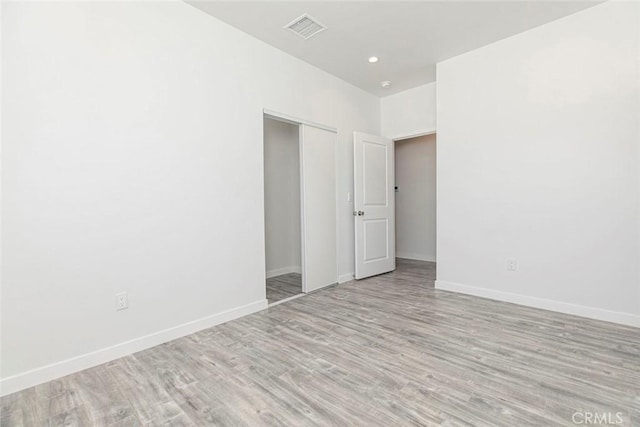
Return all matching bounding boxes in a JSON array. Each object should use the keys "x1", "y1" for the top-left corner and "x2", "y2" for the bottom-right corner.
[{"x1": 357, "y1": 211, "x2": 365, "y2": 216}]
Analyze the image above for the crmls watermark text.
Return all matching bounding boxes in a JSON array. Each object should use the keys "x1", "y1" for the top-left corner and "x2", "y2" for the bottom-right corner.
[{"x1": 572, "y1": 411, "x2": 625, "y2": 425}]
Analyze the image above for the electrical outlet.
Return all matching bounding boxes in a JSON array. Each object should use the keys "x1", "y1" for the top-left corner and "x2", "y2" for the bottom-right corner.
[
  {"x1": 507, "y1": 258, "x2": 517, "y2": 271},
  {"x1": 116, "y1": 292, "x2": 128, "y2": 311}
]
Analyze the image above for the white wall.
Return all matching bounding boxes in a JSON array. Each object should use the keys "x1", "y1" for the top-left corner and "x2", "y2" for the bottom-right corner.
[
  {"x1": 1, "y1": 1, "x2": 379, "y2": 393},
  {"x1": 395, "y1": 134, "x2": 437, "y2": 262},
  {"x1": 264, "y1": 119, "x2": 301, "y2": 277},
  {"x1": 436, "y1": 1, "x2": 640, "y2": 326},
  {"x1": 381, "y1": 82, "x2": 436, "y2": 140}
]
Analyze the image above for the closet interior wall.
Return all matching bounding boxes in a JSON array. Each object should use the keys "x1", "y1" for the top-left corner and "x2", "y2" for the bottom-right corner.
[{"x1": 263, "y1": 118, "x2": 301, "y2": 278}]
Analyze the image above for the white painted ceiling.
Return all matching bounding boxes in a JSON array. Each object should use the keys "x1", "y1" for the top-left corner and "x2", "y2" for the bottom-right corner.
[{"x1": 186, "y1": 1, "x2": 600, "y2": 96}]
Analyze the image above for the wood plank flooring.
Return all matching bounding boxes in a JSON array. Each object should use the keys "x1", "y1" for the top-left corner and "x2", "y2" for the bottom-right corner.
[
  {"x1": 266, "y1": 273, "x2": 302, "y2": 304},
  {"x1": 2, "y1": 258, "x2": 639, "y2": 426}
]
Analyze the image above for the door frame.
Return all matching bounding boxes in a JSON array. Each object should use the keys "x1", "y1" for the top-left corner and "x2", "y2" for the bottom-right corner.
[
  {"x1": 264, "y1": 109, "x2": 337, "y2": 133},
  {"x1": 351, "y1": 128, "x2": 437, "y2": 280},
  {"x1": 392, "y1": 129, "x2": 436, "y2": 143},
  {"x1": 263, "y1": 109, "x2": 339, "y2": 294}
]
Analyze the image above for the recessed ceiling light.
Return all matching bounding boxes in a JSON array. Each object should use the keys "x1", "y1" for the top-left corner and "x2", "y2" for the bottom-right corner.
[
  {"x1": 381, "y1": 80, "x2": 392, "y2": 89},
  {"x1": 368, "y1": 56, "x2": 379, "y2": 63}
]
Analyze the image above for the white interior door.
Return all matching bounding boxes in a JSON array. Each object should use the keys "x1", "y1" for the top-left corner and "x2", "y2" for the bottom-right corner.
[
  {"x1": 300, "y1": 124, "x2": 338, "y2": 292},
  {"x1": 353, "y1": 131, "x2": 395, "y2": 279}
]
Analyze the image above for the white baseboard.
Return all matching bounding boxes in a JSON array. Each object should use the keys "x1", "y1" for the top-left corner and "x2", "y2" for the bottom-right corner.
[
  {"x1": 266, "y1": 266, "x2": 301, "y2": 279},
  {"x1": 396, "y1": 253, "x2": 436, "y2": 262},
  {"x1": 435, "y1": 280, "x2": 640, "y2": 328},
  {"x1": 268, "y1": 293, "x2": 305, "y2": 307},
  {"x1": 0, "y1": 299, "x2": 268, "y2": 397},
  {"x1": 338, "y1": 273, "x2": 354, "y2": 284}
]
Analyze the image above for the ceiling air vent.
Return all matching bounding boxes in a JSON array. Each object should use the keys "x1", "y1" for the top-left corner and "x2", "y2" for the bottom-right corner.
[{"x1": 284, "y1": 14, "x2": 327, "y2": 40}]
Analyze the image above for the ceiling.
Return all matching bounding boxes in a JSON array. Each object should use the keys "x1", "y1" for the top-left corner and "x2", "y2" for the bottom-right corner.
[{"x1": 186, "y1": 1, "x2": 601, "y2": 96}]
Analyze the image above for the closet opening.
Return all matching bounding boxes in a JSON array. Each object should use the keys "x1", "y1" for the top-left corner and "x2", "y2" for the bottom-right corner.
[
  {"x1": 263, "y1": 111, "x2": 338, "y2": 304},
  {"x1": 264, "y1": 117, "x2": 303, "y2": 305}
]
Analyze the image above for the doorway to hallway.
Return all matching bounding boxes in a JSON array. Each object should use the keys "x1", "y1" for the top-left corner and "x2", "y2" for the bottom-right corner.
[{"x1": 394, "y1": 133, "x2": 437, "y2": 264}]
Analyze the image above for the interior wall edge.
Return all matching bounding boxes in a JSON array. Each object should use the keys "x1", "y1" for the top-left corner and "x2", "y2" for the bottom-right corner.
[{"x1": 338, "y1": 273, "x2": 355, "y2": 284}]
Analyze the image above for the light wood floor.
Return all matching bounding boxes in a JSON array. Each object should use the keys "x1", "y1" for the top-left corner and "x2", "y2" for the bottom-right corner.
[
  {"x1": 2, "y1": 258, "x2": 639, "y2": 426},
  {"x1": 266, "y1": 273, "x2": 302, "y2": 304}
]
